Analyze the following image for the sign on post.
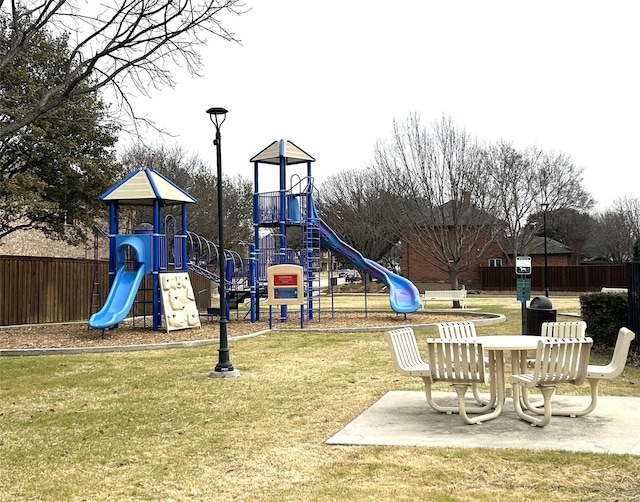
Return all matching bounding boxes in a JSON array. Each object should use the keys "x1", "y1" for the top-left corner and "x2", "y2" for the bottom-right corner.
[
  {"x1": 516, "y1": 256, "x2": 532, "y2": 275},
  {"x1": 266, "y1": 264, "x2": 304, "y2": 305},
  {"x1": 516, "y1": 278, "x2": 531, "y2": 301}
]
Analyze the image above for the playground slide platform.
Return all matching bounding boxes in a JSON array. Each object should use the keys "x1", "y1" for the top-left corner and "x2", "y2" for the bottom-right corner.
[{"x1": 88, "y1": 265, "x2": 146, "y2": 329}]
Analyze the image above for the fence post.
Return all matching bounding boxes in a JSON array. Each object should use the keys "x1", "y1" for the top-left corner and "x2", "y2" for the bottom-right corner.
[{"x1": 627, "y1": 262, "x2": 640, "y2": 351}]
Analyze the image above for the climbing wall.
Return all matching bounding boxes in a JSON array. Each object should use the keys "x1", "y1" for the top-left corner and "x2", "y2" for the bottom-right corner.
[{"x1": 160, "y1": 272, "x2": 201, "y2": 332}]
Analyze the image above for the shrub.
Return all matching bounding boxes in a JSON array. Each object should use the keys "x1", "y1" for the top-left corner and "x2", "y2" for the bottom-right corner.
[{"x1": 580, "y1": 293, "x2": 628, "y2": 347}]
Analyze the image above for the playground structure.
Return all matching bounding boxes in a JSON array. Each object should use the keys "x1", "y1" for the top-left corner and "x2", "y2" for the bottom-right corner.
[
  {"x1": 248, "y1": 139, "x2": 421, "y2": 324},
  {"x1": 89, "y1": 140, "x2": 420, "y2": 333},
  {"x1": 88, "y1": 168, "x2": 202, "y2": 332},
  {"x1": 88, "y1": 167, "x2": 259, "y2": 333}
]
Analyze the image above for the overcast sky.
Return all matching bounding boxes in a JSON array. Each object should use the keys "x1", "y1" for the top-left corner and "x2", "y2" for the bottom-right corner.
[{"x1": 129, "y1": 1, "x2": 639, "y2": 211}]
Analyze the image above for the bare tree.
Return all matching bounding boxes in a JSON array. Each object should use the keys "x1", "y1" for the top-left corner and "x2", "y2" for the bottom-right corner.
[
  {"x1": 614, "y1": 196, "x2": 640, "y2": 241},
  {"x1": 485, "y1": 141, "x2": 594, "y2": 264},
  {"x1": 317, "y1": 167, "x2": 399, "y2": 265},
  {"x1": 588, "y1": 196, "x2": 640, "y2": 262},
  {"x1": 372, "y1": 114, "x2": 498, "y2": 292},
  {"x1": 0, "y1": 0, "x2": 245, "y2": 138},
  {"x1": 544, "y1": 208, "x2": 596, "y2": 264},
  {"x1": 119, "y1": 142, "x2": 253, "y2": 246}
]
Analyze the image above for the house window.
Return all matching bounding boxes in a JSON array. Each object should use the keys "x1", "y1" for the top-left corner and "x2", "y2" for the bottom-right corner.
[{"x1": 489, "y1": 258, "x2": 502, "y2": 267}]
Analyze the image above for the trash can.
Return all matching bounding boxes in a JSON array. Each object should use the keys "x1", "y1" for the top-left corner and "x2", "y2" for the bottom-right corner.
[{"x1": 525, "y1": 296, "x2": 557, "y2": 336}]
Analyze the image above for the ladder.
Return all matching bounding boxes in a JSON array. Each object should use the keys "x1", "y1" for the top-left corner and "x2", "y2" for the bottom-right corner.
[
  {"x1": 301, "y1": 194, "x2": 322, "y2": 320},
  {"x1": 88, "y1": 225, "x2": 108, "y2": 321}
]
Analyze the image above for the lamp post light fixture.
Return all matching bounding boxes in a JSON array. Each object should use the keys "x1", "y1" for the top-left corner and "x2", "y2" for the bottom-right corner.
[
  {"x1": 541, "y1": 201, "x2": 549, "y2": 297},
  {"x1": 206, "y1": 107, "x2": 238, "y2": 377}
]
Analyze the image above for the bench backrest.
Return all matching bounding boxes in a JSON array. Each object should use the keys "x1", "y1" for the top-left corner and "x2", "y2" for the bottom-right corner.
[
  {"x1": 384, "y1": 328, "x2": 429, "y2": 377},
  {"x1": 540, "y1": 321, "x2": 587, "y2": 338},
  {"x1": 587, "y1": 327, "x2": 636, "y2": 380},
  {"x1": 426, "y1": 338, "x2": 485, "y2": 383},
  {"x1": 601, "y1": 287, "x2": 628, "y2": 294},
  {"x1": 424, "y1": 289, "x2": 466, "y2": 300},
  {"x1": 436, "y1": 321, "x2": 477, "y2": 340},
  {"x1": 530, "y1": 337, "x2": 593, "y2": 387}
]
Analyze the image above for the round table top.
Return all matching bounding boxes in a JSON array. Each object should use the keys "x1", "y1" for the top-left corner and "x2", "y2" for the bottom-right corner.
[{"x1": 476, "y1": 335, "x2": 550, "y2": 351}]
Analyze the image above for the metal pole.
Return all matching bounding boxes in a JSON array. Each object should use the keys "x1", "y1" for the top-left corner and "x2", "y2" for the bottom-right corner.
[
  {"x1": 543, "y1": 206, "x2": 549, "y2": 297},
  {"x1": 206, "y1": 107, "x2": 237, "y2": 376}
]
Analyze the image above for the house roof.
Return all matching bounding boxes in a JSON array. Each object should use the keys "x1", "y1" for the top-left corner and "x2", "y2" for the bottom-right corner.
[
  {"x1": 528, "y1": 236, "x2": 572, "y2": 255},
  {"x1": 438, "y1": 198, "x2": 498, "y2": 226},
  {"x1": 503, "y1": 236, "x2": 572, "y2": 256},
  {"x1": 409, "y1": 197, "x2": 500, "y2": 228},
  {"x1": 436, "y1": 199, "x2": 572, "y2": 255},
  {"x1": 405, "y1": 196, "x2": 573, "y2": 256},
  {"x1": 100, "y1": 168, "x2": 197, "y2": 206},
  {"x1": 250, "y1": 140, "x2": 315, "y2": 165}
]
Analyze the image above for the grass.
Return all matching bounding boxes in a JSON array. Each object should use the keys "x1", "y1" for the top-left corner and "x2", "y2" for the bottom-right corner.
[{"x1": 1, "y1": 296, "x2": 640, "y2": 501}]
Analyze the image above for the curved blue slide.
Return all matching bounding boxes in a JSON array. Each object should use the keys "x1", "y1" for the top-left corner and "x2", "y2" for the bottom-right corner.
[
  {"x1": 88, "y1": 265, "x2": 146, "y2": 329},
  {"x1": 310, "y1": 200, "x2": 420, "y2": 313}
]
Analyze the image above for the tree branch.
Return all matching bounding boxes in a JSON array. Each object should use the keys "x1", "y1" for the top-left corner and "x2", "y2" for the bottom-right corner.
[{"x1": 0, "y1": 0, "x2": 246, "y2": 138}]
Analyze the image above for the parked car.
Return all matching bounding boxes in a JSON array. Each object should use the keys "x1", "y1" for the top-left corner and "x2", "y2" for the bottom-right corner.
[
  {"x1": 338, "y1": 269, "x2": 361, "y2": 282},
  {"x1": 345, "y1": 270, "x2": 361, "y2": 283}
]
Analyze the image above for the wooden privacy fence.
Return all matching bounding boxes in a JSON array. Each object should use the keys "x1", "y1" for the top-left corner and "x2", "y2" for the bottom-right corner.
[
  {"x1": 0, "y1": 256, "x2": 213, "y2": 326},
  {"x1": 480, "y1": 265, "x2": 627, "y2": 292},
  {"x1": 1, "y1": 256, "x2": 630, "y2": 325}
]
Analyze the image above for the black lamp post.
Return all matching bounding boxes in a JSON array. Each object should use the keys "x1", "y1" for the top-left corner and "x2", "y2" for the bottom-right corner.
[
  {"x1": 206, "y1": 107, "x2": 237, "y2": 376},
  {"x1": 541, "y1": 201, "x2": 549, "y2": 297}
]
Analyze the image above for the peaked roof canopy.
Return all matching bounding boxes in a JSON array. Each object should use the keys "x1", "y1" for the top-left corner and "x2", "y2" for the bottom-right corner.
[
  {"x1": 100, "y1": 168, "x2": 197, "y2": 206},
  {"x1": 250, "y1": 140, "x2": 315, "y2": 165}
]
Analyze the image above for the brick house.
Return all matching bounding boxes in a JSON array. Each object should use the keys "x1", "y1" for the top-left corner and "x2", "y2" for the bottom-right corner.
[{"x1": 401, "y1": 199, "x2": 572, "y2": 290}]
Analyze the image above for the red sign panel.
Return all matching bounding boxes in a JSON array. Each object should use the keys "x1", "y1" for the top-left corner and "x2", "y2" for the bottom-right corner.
[{"x1": 274, "y1": 274, "x2": 298, "y2": 286}]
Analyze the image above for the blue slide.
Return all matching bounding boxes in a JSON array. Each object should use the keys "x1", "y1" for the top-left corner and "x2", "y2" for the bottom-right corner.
[
  {"x1": 89, "y1": 265, "x2": 146, "y2": 329},
  {"x1": 88, "y1": 234, "x2": 151, "y2": 330},
  {"x1": 310, "y1": 200, "x2": 421, "y2": 313}
]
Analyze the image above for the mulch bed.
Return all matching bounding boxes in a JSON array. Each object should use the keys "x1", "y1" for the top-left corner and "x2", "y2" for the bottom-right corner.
[{"x1": 0, "y1": 311, "x2": 465, "y2": 350}]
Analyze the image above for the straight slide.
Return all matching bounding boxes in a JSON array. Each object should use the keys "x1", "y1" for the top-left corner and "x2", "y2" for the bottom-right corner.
[{"x1": 88, "y1": 265, "x2": 145, "y2": 329}]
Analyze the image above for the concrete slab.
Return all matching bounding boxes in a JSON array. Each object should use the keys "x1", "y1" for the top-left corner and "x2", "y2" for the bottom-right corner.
[{"x1": 327, "y1": 391, "x2": 640, "y2": 456}]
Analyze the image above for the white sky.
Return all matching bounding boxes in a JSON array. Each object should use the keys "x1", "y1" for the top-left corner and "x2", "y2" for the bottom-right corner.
[{"x1": 129, "y1": 0, "x2": 639, "y2": 211}]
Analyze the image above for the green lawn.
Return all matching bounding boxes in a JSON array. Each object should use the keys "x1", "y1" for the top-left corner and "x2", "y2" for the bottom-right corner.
[{"x1": 1, "y1": 296, "x2": 639, "y2": 501}]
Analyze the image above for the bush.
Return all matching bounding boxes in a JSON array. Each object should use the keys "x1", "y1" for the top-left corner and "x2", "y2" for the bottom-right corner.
[{"x1": 580, "y1": 293, "x2": 628, "y2": 347}]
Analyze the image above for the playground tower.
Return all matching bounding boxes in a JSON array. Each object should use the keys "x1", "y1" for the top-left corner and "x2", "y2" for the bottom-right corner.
[
  {"x1": 249, "y1": 140, "x2": 320, "y2": 322},
  {"x1": 249, "y1": 139, "x2": 421, "y2": 321},
  {"x1": 89, "y1": 168, "x2": 198, "y2": 331}
]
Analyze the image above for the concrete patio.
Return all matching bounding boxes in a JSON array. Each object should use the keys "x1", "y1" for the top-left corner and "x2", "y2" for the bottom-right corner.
[{"x1": 327, "y1": 391, "x2": 640, "y2": 456}]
